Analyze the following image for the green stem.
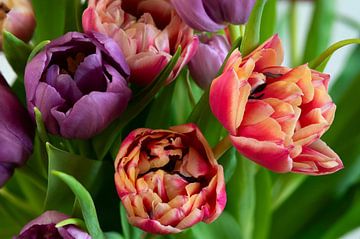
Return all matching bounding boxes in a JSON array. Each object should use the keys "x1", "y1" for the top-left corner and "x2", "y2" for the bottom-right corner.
[
  {"x1": 228, "y1": 25, "x2": 241, "y2": 45},
  {"x1": 289, "y1": 0, "x2": 299, "y2": 66},
  {"x1": 240, "y1": 0, "x2": 268, "y2": 55},
  {"x1": 308, "y1": 38, "x2": 360, "y2": 69},
  {"x1": 185, "y1": 70, "x2": 196, "y2": 107},
  {"x1": 240, "y1": 25, "x2": 246, "y2": 39},
  {"x1": 213, "y1": 135, "x2": 233, "y2": 160}
]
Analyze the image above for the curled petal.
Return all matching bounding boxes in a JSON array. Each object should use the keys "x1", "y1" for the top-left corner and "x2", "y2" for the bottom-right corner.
[{"x1": 292, "y1": 140, "x2": 343, "y2": 175}]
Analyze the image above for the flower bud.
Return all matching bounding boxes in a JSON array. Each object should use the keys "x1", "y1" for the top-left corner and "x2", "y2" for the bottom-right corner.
[
  {"x1": 15, "y1": 211, "x2": 91, "y2": 239},
  {"x1": 188, "y1": 34, "x2": 230, "y2": 89},
  {"x1": 25, "y1": 32, "x2": 132, "y2": 139},
  {"x1": 171, "y1": 0, "x2": 256, "y2": 32},
  {"x1": 0, "y1": 0, "x2": 36, "y2": 49},
  {"x1": 0, "y1": 72, "x2": 34, "y2": 187},
  {"x1": 114, "y1": 123, "x2": 226, "y2": 234}
]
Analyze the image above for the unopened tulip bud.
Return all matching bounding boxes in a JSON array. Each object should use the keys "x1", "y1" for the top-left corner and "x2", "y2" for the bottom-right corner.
[
  {"x1": 188, "y1": 34, "x2": 230, "y2": 89},
  {"x1": 171, "y1": 0, "x2": 256, "y2": 32},
  {"x1": 0, "y1": 0, "x2": 35, "y2": 49}
]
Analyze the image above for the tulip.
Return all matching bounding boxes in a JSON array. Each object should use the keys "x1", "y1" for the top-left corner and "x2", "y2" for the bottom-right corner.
[
  {"x1": 209, "y1": 35, "x2": 343, "y2": 175},
  {"x1": 25, "y1": 32, "x2": 132, "y2": 139},
  {"x1": 171, "y1": 0, "x2": 256, "y2": 32},
  {"x1": 15, "y1": 210, "x2": 91, "y2": 239},
  {"x1": 0, "y1": 0, "x2": 35, "y2": 49},
  {"x1": 114, "y1": 123, "x2": 226, "y2": 234},
  {"x1": 0, "y1": 72, "x2": 34, "y2": 187},
  {"x1": 188, "y1": 34, "x2": 230, "y2": 89},
  {"x1": 82, "y1": 0, "x2": 198, "y2": 86}
]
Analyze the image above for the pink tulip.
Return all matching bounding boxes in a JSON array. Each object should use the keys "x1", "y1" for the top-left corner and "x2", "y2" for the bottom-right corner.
[
  {"x1": 0, "y1": 0, "x2": 35, "y2": 49},
  {"x1": 82, "y1": 0, "x2": 198, "y2": 86},
  {"x1": 114, "y1": 123, "x2": 226, "y2": 234},
  {"x1": 210, "y1": 35, "x2": 343, "y2": 175}
]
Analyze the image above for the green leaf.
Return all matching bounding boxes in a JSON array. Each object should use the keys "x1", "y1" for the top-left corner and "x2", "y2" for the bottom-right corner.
[
  {"x1": 322, "y1": 191, "x2": 360, "y2": 239},
  {"x1": 120, "y1": 204, "x2": 130, "y2": 239},
  {"x1": 240, "y1": 0, "x2": 268, "y2": 55},
  {"x1": 187, "y1": 90, "x2": 223, "y2": 147},
  {"x1": 226, "y1": 155, "x2": 257, "y2": 239},
  {"x1": 302, "y1": 0, "x2": 335, "y2": 63},
  {"x1": 308, "y1": 38, "x2": 360, "y2": 71},
  {"x1": 45, "y1": 143, "x2": 108, "y2": 214},
  {"x1": 190, "y1": 212, "x2": 242, "y2": 239},
  {"x1": 34, "y1": 108, "x2": 49, "y2": 143},
  {"x1": 27, "y1": 40, "x2": 51, "y2": 62},
  {"x1": 218, "y1": 148, "x2": 237, "y2": 183},
  {"x1": 253, "y1": 169, "x2": 272, "y2": 239},
  {"x1": 64, "y1": 0, "x2": 83, "y2": 33},
  {"x1": 145, "y1": 81, "x2": 177, "y2": 128},
  {"x1": 260, "y1": 0, "x2": 277, "y2": 43},
  {"x1": 120, "y1": 204, "x2": 143, "y2": 239},
  {"x1": 32, "y1": 0, "x2": 67, "y2": 43},
  {"x1": 92, "y1": 47, "x2": 182, "y2": 160},
  {"x1": 105, "y1": 232, "x2": 125, "y2": 239},
  {"x1": 2, "y1": 31, "x2": 32, "y2": 77},
  {"x1": 56, "y1": 218, "x2": 86, "y2": 230},
  {"x1": 271, "y1": 174, "x2": 306, "y2": 211},
  {"x1": 52, "y1": 170, "x2": 106, "y2": 239}
]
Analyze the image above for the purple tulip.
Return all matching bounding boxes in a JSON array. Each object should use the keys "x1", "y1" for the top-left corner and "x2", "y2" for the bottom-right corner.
[
  {"x1": 0, "y1": 73, "x2": 34, "y2": 187},
  {"x1": 188, "y1": 34, "x2": 230, "y2": 89},
  {"x1": 171, "y1": 0, "x2": 256, "y2": 32},
  {"x1": 14, "y1": 210, "x2": 91, "y2": 239},
  {"x1": 25, "y1": 32, "x2": 132, "y2": 139}
]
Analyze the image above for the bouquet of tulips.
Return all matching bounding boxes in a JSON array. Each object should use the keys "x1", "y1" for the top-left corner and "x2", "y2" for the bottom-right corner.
[{"x1": 1, "y1": 0, "x2": 360, "y2": 238}]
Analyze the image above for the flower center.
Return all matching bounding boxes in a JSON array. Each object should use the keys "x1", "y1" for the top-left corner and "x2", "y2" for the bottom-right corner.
[
  {"x1": 65, "y1": 52, "x2": 86, "y2": 75},
  {"x1": 249, "y1": 83, "x2": 267, "y2": 99},
  {"x1": 139, "y1": 135, "x2": 199, "y2": 183}
]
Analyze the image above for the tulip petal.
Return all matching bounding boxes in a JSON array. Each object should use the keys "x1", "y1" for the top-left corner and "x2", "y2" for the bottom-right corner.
[
  {"x1": 292, "y1": 140, "x2": 343, "y2": 175},
  {"x1": 210, "y1": 70, "x2": 251, "y2": 135},
  {"x1": 170, "y1": 0, "x2": 225, "y2": 32},
  {"x1": 52, "y1": 91, "x2": 130, "y2": 139},
  {"x1": 127, "y1": 51, "x2": 170, "y2": 86},
  {"x1": 203, "y1": 0, "x2": 256, "y2": 25},
  {"x1": 74, "y1": 53, "x2": 107, "y2": 94},
  {"x1": 230, "y1": 135, "x2": 292, "y2": 173}
]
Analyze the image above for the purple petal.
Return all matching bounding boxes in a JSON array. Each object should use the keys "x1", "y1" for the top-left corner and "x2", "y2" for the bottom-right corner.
[
  {"x1": 19, "y1": 211, "x2": 69, "y2": 234},
  {"x1": 204, "y1": 0, "x2": 256, "y2": 25},
  {"x1": 52, "y1": 91, "x2": 131, "y2": 139},
  {"x1": 74, "y1": 52, "x2": 107, "y2": 94},
  {"x1": 104, "y1": 64, "x2": 132, "y2": 93},
  {"x1": 189, "y1": 35, "x2": 230, "y2": 89},
  {"x1": 89, "y1": 31, "x2": 130, "y2": 77},
  {"x1": 24, "y1": 50, "x2": 48, "y2": 102},
  {"x1": 59, "y1": 225, "x2": 92, "y2": 239},
  {"x1": 33, "y1": 82, "x2": 66, "y2": 134},
  {"x1": 171, "y1": 0, "x2": 225, "y2": 32},
  {"x1": 0, "y1": 163, "x2": 14, "y2": 188},
  {"x1": 46, "y1": 65, "x2": 83, "y2": 104}
]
